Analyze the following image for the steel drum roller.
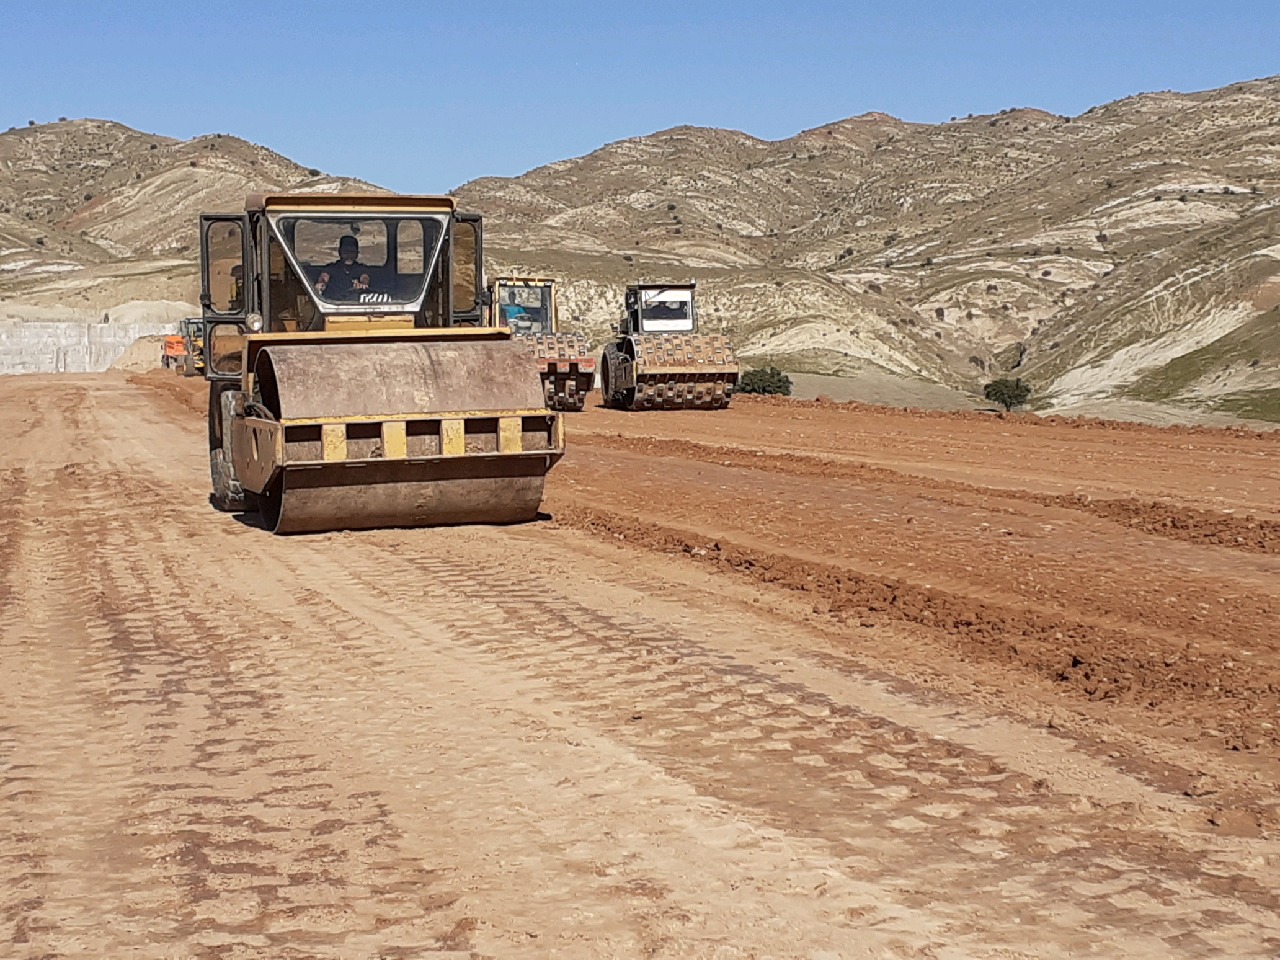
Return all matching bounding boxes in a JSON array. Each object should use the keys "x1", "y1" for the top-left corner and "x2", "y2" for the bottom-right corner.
[{"x1": 237, "y1": 339, "x2": 561, "y2": 534}]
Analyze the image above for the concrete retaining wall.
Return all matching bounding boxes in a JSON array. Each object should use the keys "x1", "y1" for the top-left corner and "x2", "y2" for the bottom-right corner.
[{"x1": 0, "y1": 319, "x2": 182, "y2": 374}]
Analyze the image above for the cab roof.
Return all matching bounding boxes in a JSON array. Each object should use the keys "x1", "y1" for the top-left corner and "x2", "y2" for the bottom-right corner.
[
  {"x1": 627, "y1": 281, "x2": 697, "y2": 292},
  {"x1": 245, "y1": 193, "x2": 456, "y2": 214},
  {"x1": 494, "y1": 276, "x2": 557, "y2": 286}
]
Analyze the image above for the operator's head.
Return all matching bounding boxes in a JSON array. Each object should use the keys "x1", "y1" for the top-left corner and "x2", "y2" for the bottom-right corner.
[
  {"x1": 338, "y1": 235, "x2": 359, "y2": 264},
  {"x1": 506, "y1": 290, "x2": 518, "y2": 304}
]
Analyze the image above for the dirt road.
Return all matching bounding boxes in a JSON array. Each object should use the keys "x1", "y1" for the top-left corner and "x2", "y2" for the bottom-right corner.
[{"x1": 3, "y1": 374, "x2": 1279, "y2": 959}]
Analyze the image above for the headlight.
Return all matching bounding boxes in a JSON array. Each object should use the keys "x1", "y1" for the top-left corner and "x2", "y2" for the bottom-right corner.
[{"x1": 245, "y1": 313, "x2": 264, "y2": 332}]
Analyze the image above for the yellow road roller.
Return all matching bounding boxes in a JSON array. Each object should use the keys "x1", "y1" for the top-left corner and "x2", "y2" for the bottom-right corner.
[{"x1": 198, "y1": 193, "x2": 564, "y2": 534}]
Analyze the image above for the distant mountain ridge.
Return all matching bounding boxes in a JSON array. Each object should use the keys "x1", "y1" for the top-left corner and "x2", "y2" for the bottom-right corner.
[
  {"x1": 3, "y1": 76, "x2": 1279, "y2": 420},
  {"x1": 453, "y1": 75, "x2": 1280, "y2": 419},
  {"x1": 0, "y1": 119, "x2": 380, "y2": 310}
]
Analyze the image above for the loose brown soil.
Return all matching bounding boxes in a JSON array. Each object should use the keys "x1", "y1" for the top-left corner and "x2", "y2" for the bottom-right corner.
[{"x1": 3, "y1": 376, "x2": 1279, "y2": 959}]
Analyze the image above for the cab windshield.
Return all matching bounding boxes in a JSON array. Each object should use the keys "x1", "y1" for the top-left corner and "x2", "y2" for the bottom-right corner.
[
  {"x1": 496, "y1": 282, "x2": 552, "y2": 334},
  {"x1": 270, "y1": 214, "x2": 447, "y2": 310},
  {"x1": 639, "y1": 289, "x2": 694, "y2": 332}
]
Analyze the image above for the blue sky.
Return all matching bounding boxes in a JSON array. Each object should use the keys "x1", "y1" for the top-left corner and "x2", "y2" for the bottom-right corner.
[{"x1": 4, "y1": 1, "x2": 1277, "y2": 193}]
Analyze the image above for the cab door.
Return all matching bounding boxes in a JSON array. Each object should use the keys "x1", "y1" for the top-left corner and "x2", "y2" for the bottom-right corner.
[
  {"x1": 449, "y1": 212, "x2": 485, "y2": 327},
  {"x1": 199, "y1": 214, "x2": 251, "y2": 381},
  {"x1": 200, "y1": 214, "x2": 251, "y2": 320}
]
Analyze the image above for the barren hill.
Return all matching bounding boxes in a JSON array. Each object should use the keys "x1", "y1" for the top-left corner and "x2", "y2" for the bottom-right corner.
[
  {"x1": 456, "y1": 76, "x2": 1280, "y2": 419},
  {"x1": 0, "y1": 119, "x2": 380, "y2": 309},
  {"x1": 3, "y1": 77, "x2": 1279, "y2": 420}
]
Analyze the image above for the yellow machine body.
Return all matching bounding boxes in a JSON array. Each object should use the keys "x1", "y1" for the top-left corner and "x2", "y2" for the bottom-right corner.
[{"x1": 200, "y1": 195, "x2": 563, "y2": 533}]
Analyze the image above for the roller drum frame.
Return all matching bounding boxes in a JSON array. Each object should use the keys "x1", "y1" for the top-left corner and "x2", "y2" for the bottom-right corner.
[{"x1": 220, "y1": 338, "x2": 563, "y2": 534}]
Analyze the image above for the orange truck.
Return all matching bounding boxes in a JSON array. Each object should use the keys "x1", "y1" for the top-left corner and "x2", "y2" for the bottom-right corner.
[
  {"x1": 161, "y1": 335, "x2": 188, "y2": 371},
  {"x1": 160, "y1": 319, "x2": 204, "y2": 375}
]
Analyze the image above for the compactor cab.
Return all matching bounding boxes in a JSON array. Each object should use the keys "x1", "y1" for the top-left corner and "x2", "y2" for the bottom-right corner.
[
  {"x1": 600, "y1": 282, "x2": 739, "y2": 410},
  {"x1": 197, "y1": 194, "x2": 564, "y2": 534},
  {"x1": 488, "y1": 276, "x2": 595, "y2": 411},
  {"x1": 622, "y1": 284, "x2": 698, "y2": 336},
  {"x1": 493, "y1": 277, "x2": 555, "y2": 336}
]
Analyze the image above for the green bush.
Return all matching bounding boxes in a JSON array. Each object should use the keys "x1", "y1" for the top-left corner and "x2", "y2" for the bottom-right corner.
[
  {"x1": 739, "y1": 366, "x2": 793, "y2": 396},
  {"x1": 984, "y1": 378, "x2": 1032, "y2": 411}
]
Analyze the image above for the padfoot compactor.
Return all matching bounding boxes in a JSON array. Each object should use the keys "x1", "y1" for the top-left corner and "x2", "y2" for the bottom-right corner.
[
  {"x1": 488, "y1": 276, "x2": 595, "y2": 411},
  {"x1": 600, "y1": 282, "x2": 738, "y2": 410},
  {"x1": 198, "y1": 193, "x2": 563, "y2": 534}
]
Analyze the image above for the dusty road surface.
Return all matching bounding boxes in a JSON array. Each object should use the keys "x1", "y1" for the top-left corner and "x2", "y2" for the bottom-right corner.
[{"x1": 2, "y1": 373, "x2": 1279, "y2": 959}]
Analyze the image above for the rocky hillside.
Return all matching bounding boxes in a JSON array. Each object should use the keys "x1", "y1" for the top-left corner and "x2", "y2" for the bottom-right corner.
[
  {"x1": 456, "y1": 76, "x2": 1280, "y2": 419},
  {"x1": 3, "y1": 77, "x2": 1279, "y2": 420},
  {"x1": 0, "y1": 119, "x2": 379, "y2": 309}
]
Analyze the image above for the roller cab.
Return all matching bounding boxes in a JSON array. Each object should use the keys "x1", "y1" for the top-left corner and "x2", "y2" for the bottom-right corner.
[{"x1": 198, "y1": 194, "x2": 563, "y2": 534}]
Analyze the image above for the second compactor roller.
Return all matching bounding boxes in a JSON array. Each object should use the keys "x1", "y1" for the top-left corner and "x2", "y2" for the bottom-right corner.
[
  {"x1": 198, "y1": 193, "x2": 564, "y2": 534},
  {"x1": 488, "y1": 276, "x2": 595, "y2": 412}
]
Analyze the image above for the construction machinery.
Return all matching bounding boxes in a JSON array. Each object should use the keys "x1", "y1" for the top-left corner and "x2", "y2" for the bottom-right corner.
[
  {"x1": 488, "y1": 276, "x2": 595, "y2": 411},
  {"x1": 179, "y1": 317, "x2": 205, "y2": 376},
  {"x1": 161, "y1": 318, "x2": 206, "y2": 376},
  {"x1": 600, "y1": 282, "x2": 738, "y2": 410},
  {"x1": 161, "y1": 335, "x2": 189, "y2": 371},
  {"x1": 197, "y1": 193, "x2": 564, "y2": 534}
]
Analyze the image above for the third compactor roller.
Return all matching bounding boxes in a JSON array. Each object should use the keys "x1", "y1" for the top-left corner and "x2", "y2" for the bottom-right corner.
[
  {"x1": 198, "y1": 193, "x2": 563, "y2": 534},
  {"x1": 600, "y1": 282, "x2": 739, "y2": 410}
]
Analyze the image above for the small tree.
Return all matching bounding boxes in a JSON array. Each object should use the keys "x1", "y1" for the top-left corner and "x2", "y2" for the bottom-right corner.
[
  {"x1": 984, "y1": 378, "x2": 1032, "y2": 411},
  {"x1": 739, "y1": 366, "x2": 792, "y2": 396}
]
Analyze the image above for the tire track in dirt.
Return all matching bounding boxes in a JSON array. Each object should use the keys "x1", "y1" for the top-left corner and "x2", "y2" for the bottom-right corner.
[
  {"x1": 548, "y1": 504, "x2": 1280, "y2": 758},
  {"x1": 573, "y1": 433, "x2": 1280, "y2": 553},
  {"x1": 7, "y1": 400, "x2": 44, "y2": 449},
  {"x1": 256, "y1": 530, "x2": 1280, "y2": 957},
  {"x1": 1, "y1": 466, "x2": 480, "y2": 958},
  {"x1": 59, "y1": 466, "x2": 763, "y2": 956},
  {"x1": 103, "y1": 474, "x2": 486, "y2": 957},
  {"x1": 0, "y1": 501, "x2": 46, "y2": 951},
  {"x1": 116, "y1": 487, "x2": 901, "y2": 956},
  {"x1": 0, "y1": 467, "x2": 164, "y2": 953},
  {"x1": 0, "y1": 468, "x2": 27, "y2": 610}
]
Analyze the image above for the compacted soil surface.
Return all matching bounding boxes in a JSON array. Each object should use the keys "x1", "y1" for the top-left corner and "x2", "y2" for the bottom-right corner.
[{"x1": 2, "y1": 372, "x2": 1278, "y2": 959}]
